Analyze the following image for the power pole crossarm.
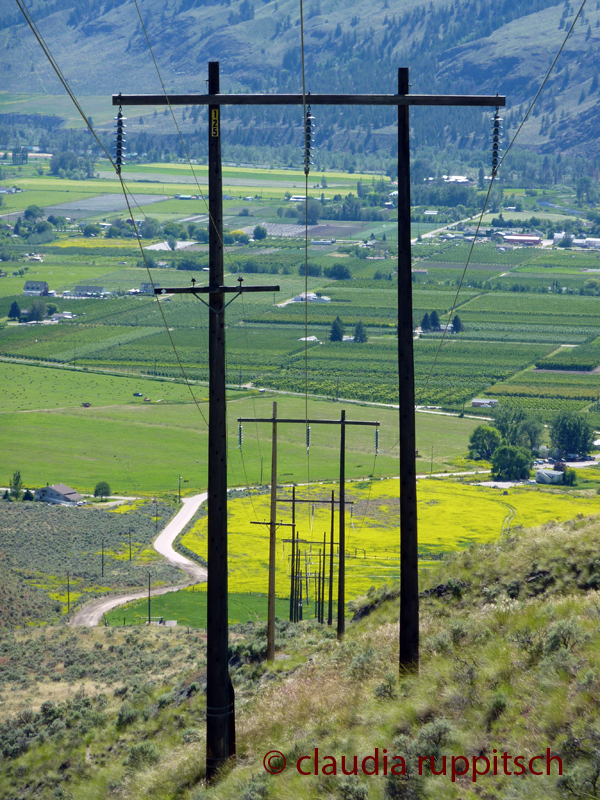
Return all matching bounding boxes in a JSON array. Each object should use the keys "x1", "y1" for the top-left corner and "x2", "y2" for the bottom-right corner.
[{"x1": 114, "y1": 93, "x2": 505, "y2": 108}]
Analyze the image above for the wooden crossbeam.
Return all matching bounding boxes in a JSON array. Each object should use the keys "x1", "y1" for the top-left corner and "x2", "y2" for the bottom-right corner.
[{"x1": 114, "y1": 92, "x2": 505, "y2": 107}]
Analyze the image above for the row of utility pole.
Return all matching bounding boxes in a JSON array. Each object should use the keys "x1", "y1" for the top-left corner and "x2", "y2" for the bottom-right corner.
[{"x1": 115, "y1": 62, "x2": 504, "y2": 780}]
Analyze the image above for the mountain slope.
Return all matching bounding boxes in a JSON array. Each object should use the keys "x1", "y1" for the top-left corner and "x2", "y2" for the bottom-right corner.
[{"x1": 3, "y1": 0, "x2": 599, "y2": 159}]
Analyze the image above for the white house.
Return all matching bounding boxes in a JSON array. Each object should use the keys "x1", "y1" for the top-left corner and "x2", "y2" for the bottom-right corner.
[
  {"x1": 471, "y1": 398, "x2": 499, "y2": 408},
  {"x1": 35, "y1": 483, "x2": 83, "y2": 504}
]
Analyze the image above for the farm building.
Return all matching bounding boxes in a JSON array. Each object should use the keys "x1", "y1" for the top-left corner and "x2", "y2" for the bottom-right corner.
[
  {"x1": 140, "y1": 282, "x2": 160, "y2": 294},
  {"x1": 471, "y1": 398, "x2": 499, "y2": 408},
  {"x1": 34, "y1": 483, "x2": 83, "y2": 505},
  {"x1": 292, "y1": 292, "x2": 331, "y2": 303},
  {"x1": 535, "y1": 469, "x2": 564, "y2": 485},
  {"x1": 23, "y1": 280, "x2": 49, "y2": 296},
  {"x1": 73, "y1": 286, "x2": 105, "y2": 297},
  {"x1": 502, "y1": 234, "x2": 542, "y2": 246}
]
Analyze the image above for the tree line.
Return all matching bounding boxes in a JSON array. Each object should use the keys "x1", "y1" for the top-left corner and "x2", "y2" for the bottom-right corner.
[{"x1": 468, "y1": 405, "x2": 594, "y2": 481}]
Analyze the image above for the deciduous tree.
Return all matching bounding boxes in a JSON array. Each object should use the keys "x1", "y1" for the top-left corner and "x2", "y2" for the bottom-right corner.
[
  {"x1": 492, "y1": 403, "x2": 543, "y2": 451},
  {"x1": 94, "y1": 481, "x2": 111, "y2": 500},
  {"x1": 491, "y1": 445, "x2": 534, "y2": 480},
  {"x1": 550, "y1": 411, "x2": 594, "y2": 457},
  {"x1": 29, "y1": 299, "x2": 47, "y2": 322},
  {"x1": 468, "y1": 425, "x2": 502, "y2": 460}
]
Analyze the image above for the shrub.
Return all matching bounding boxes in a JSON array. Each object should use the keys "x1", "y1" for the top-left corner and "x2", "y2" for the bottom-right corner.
[
  {"x1": 127, "y1": 740, "x2": 160, "y2": 768},
  {"x1": 157, "y1": 691, "x2": 174, "y2": 709},
  {"x1": 182, "y1": 727, "x2": 202, "y2": 743},
  {"x1": 116, "y1": 702, "x2": 138, "y2": 728},
  {"x1": 338, "y1": 776, "x2": 369, "y2": 800},
  {"x1": 374, "y1": 672, "x2": 397, "y2": 700}
]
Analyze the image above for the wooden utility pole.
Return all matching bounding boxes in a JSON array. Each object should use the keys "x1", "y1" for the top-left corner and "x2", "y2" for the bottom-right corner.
[
  {"x1": 338, "y1": 410, "x2": 346, "y2": 638},
  {"x1": 329, "y1": 491, "x2": 335, "y2": 625},
  {"x1": 115, "y1": 68, "x2": 504, "y2": 762},
  {"x1": 397, "y1": 68, "x2": 419, "y2": 669},
  {"x1": 239, "y1": 413, "x2": 378, "y2": 633},
  {"x1": 268, "y1": 402, "x2": 277, "y2": 661}
]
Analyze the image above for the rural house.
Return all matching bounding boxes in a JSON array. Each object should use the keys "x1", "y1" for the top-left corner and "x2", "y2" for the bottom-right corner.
[
  {"x1": 34, "y1": 483, "x2": 83, "y2": 505},
  {"x1": 23, "y1": 280, "x2": 49, "y2": 296}
]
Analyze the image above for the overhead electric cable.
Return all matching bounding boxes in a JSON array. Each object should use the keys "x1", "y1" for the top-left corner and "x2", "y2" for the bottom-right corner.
[{"x1": 419, "y1": 0, "x2": 588, "y2": 404}]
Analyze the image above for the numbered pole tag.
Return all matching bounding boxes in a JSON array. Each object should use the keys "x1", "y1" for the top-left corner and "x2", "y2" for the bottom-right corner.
[{"x1": 211, "y1": 108, "x2": 219, "y2": 137}]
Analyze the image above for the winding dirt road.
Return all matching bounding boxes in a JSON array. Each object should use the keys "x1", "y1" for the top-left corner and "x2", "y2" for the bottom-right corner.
[{"x1": 69, "y1": 493, "x2": 208, "y2": 627}]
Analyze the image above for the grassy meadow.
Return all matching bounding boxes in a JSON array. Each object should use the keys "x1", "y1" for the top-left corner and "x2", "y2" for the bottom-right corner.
[
  {"x1": 0, "y1": 361, "x2": 484, "y2": 493},
  {"x1": 103, "y1": 589, "x2": 291, "y2": 627}
]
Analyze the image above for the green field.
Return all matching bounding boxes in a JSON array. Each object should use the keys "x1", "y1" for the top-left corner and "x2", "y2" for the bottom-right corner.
[
  {"x1": 0, "y1": 360, "x2": 487, "y2": 493},
  {"x1": 103, "y1": 589, "x2": 292, "y2": 627}
]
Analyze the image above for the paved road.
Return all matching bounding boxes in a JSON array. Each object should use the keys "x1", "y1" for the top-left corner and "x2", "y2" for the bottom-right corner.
[{"x1": 69, "y1": 493, "x2": 207, "y2": 627}]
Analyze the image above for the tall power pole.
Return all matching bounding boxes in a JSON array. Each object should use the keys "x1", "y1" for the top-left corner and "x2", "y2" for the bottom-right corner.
[
  {"x1": 205, "y1": 61, "x2": 232, "y2": 779},
  {"x1": 115, "y1": 67, "x2": 505, "y2": 764},
  {"x1": 397, "y1": 68, "x2": 419, "y2": 668}
]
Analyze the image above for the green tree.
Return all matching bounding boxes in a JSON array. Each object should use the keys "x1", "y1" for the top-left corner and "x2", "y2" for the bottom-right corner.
[
  {"x1": 8, "y1": 300, "x2": 20, "y2": 319},
  {"x1": 468, "y1": 425, "x2": 502, "y2": 460},
  {"x1": 28, "y1": 298, "x2": 47, "y2": 321},
  {"x1": 492, "y1": 403, "x2": 543, "y2": 451},
  {"x1": 83, "y1": 224, "x2": 101, "y2": 237},
  {"x1": 353, "y1": 320, "x2": 367, "y2": 343},
  {"x1": 94, "y1": 481, "x2": 111, "y2": 500},
  {"x1": 550, "y1": 411, "x2": 594, "y2": 457},
  {"x1": 491, "y1": 445, "x2": 534, "y2": 480},
  {"x1": 452, "y1": 314, "x2": 463, "y2": 333},
  {"x1": 22, "y1": 488, "x2": 34, "y2": 501},
  {"x1": 306, "y1": 197, "x2": 321, "y2": 225},
  {"x1": 9, "y1": 470, "x2": 23, "y2": 500},
  {"x1": 253, "y1": 225, "x2": 267, "y2": 240},
  {"x1": 324, "y1": 263, "x2": 351, "y2": 280},
  {"x1": 429, "y1": 310, "x2": 440, "y2": 330},
  {"x1": 420, "y1": 312, "x2": 430, "y2": 331},
  {"x1": 330, "y1": 316, "x2": 344, "y2": 342},
  {"x1": 23, "y1": 205, "x2": 43, "y2": 222}
]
